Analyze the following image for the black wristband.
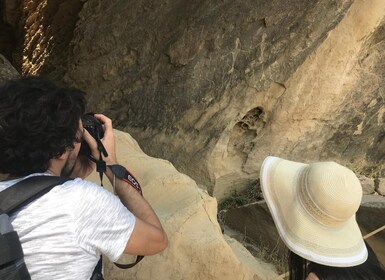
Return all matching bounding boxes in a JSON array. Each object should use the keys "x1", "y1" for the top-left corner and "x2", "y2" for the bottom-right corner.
[{"x1": 107, "y1": 164, "x2": 142, "y2": 195}]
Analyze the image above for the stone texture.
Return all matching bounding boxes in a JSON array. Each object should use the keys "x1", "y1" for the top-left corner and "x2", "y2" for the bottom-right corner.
[
  {"x1": 7, "y1": 0, "x2": 362, "y2": 201},
  {"x1": 223, "y1": 201, "x2": 288, "y2": 268},
  {"x1": 376, "y1": 178, "x2": 385, "y2": 195},
  {"x1": 5, "y1": 0, "x2": 385, "y2": 204},
  {"x1": 11, "y1": 0, "x2": 85, "y2": 78},
  {"x1": 358, "y1": 175, "x2": 376, "y2": 195},
  {"x1": 64, "y1": 0, "x2": 385, "y2": 201},
  {"x1": 224, "y1": 234, "x2": 278, "y2": 280},
  {"x1": 63, "y1": 0, "x2": 355, "y2": 201},
  {"x1": 0, "y1": 54, "x2": 19, "y2": 85},
  {"x1": 87, "y1": 130, "x2": 274, "y2": 280}
]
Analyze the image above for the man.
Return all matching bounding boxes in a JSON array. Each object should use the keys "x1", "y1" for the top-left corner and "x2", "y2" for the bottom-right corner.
[{"x1": 0, "y1": 76, "x2": 168, "y2": 279}]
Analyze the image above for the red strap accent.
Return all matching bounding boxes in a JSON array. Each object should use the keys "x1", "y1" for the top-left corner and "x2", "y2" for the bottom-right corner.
[{"x1": 121, "y1": 170, "x2": 142, "y2": 195}]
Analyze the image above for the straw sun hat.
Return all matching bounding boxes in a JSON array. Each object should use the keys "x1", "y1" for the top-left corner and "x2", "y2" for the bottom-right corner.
[{"x1": 260, "y1": 156, "x2": 368, "y2": 267}]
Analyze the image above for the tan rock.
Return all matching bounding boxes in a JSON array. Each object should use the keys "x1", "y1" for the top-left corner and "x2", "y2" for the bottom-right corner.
[
  {"x1": 376, "y1": 178, "x2": 385, "y2": 196},
  {"x1": 358, "y1": 175, "x2": 375, "y2": 195},
  {"x1": 88, "y1": 130, "x2": 270, "y2": 280}
]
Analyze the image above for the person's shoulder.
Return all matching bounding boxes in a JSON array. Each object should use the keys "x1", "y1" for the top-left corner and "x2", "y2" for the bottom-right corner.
[
  {"x1": 59, "y1": 177, "x2": 112, "y2": 198},
  {"x1": 63, "y1": 178, "x2": 108, "y2": 192},
  {"x1": 63, "y1": 177, "x2": 102, "y2": 188}
]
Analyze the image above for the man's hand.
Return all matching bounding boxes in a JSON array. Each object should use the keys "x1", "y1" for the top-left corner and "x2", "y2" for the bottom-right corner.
[
  {"x1": 70, "y1": 114, "x2": 118, "y2": 179},
  {"x1": 93, "y1": 114, "x2": 118, "y2": 165}
]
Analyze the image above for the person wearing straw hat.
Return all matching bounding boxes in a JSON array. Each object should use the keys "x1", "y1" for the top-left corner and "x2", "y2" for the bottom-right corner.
[{"x1": 260, "y1": 156, "x2": 385, "y2": 280}]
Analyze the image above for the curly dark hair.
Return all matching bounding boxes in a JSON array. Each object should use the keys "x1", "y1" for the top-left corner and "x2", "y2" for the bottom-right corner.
[{"x1": 0, "y1": 76, "x2": 86, "y2": 176}]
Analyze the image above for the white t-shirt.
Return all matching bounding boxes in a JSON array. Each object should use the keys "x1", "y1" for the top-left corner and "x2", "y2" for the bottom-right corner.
[{"x1": 0, "y1": 173, "x2": 136, "y2": 280}]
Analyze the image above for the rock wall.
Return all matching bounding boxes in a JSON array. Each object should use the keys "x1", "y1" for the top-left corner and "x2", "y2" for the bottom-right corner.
[
  {"x1": 64, "y1": 0, "x2": 356, "y2": 201},
  {"x1": 4, "y1": 1, "x2": 385, "y2": 202}
]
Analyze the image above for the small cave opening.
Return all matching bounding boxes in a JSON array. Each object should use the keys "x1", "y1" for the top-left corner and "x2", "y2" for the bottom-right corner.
[
  {"x1": 227, "y1": 106, "x2": 266, "y2": 158},
  {"x1": 237, "y1": 106, "x2": 266, "y2": 132}
]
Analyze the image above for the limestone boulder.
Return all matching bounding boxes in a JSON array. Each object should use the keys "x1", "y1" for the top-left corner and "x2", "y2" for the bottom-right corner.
[{"x1": 88, "y1": 130, "x2": 275, "y2": 280}]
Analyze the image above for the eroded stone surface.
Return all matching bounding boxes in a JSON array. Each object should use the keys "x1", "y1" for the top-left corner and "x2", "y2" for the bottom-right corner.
[
  {"x1": 376, "y1": 178, "x2": 385, "y2": 195},
  {"x1": 62, "y1": 0, "x2": 385, "y2": 201},
  {"x1": 358, "y1": 175, "x2": 376, "y2": 195},
  {"x1": 7, "y1": 0, "x2": 361, "y2": 200},
  {"x1": 5, "y1": 0, "x2": 385, "y2": 203}
]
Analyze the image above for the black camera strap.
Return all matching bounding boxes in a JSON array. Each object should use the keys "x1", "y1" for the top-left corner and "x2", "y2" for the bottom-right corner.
[{"x1": 87, "y1": 154, "x2": 105, "y2": 186}]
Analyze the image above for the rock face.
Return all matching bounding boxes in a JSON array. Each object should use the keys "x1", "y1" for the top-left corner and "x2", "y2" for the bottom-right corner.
[
  {"x1": 3, "y1": 1, "x2": 385, "y2": 202},
  {"x1": 87, "y1": 130, "x2": 276, "y2": 280},
  {"x1": 63, "y1": 0, "x2": 356, "y2": 201},
  {"x1": 8, "y1": 0, "x2": 381, "y2": 201},
  {"x1": 62, "y1": 1, "x2": 385, "y2": 200}
]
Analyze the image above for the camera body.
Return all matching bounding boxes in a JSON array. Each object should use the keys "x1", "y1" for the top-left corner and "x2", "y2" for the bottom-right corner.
[{"x1": 79, "y1": 113, "x2": 105, "y2": 156}]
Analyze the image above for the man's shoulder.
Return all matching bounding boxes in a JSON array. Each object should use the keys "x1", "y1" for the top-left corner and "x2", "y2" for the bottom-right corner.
[
  {"x1": 59, "y1": 177, "x2": 111, "y2": 197},
  {"x1": 64, "y1": 177, "x2": 101, "y2": 188}
]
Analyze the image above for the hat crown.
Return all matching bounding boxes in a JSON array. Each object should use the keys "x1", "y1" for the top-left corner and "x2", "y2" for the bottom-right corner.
[{"x1": 301, "y1": 162, "x2": 362, "y2": 224}]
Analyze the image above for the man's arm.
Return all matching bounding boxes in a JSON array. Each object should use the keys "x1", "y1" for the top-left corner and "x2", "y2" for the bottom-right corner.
[
  {"x1": 105, "y1": 167, "x2": 168, "y2": 255},
  {"x1": 86, "y1": 114, "x2": 167, "y2": 256}
]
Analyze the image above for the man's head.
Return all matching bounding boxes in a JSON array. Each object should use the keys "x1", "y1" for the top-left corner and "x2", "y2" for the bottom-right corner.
[{"x1": 0, "y1": 76, "x2": 86, "y2": 176}]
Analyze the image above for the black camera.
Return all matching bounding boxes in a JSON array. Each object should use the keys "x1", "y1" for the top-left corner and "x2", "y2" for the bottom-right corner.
[{"x1": 79, "y1": 113, "x2": 107, "y2": 157}]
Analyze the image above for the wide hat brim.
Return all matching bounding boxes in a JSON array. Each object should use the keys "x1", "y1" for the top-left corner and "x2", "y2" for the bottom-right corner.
[{"x1": 260, "y1": 156, "x2": 367, "y2": 267}]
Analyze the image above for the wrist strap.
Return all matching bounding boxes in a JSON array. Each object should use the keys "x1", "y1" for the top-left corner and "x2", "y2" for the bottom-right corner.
[{"x1": 107, "y1": 164, "x2": 142, "y2": 195}]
